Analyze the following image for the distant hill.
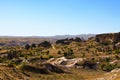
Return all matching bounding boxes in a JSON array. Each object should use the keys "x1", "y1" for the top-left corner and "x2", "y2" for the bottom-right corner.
[
  {"x1": 0, "y1": 34, "x2": 95, "y2": 40},
  {"x1": 0, "y1": 34, "x2": 95, "y2": 46},
  {"x1": 49, "y1": 34, "x2": 95, "y2": 40}
]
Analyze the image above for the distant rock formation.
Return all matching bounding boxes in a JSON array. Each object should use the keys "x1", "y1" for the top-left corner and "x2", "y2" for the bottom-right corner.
[
  {"x1": 56, "y1": 38, "x2": 70, "y2": 45},
  {"x1": 56, "y1": 37, "x2": 82, "y2": 45},
  {"x1": 95, "y1": 32, "x2": 120, "y2": 44}
]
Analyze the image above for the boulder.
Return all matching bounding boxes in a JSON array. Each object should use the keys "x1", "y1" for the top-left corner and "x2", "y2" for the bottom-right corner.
[{"x1": 111, "y1": 68, "x2": 120, "y2": 73}]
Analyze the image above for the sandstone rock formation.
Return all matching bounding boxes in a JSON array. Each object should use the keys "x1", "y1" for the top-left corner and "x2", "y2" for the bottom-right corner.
[{"x1": 47, "y1": 57, "x2": 85, "y2": 68}]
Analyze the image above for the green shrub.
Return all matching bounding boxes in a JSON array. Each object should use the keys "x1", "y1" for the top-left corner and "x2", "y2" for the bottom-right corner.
[
  {"x1": 31, "y1": 43, "x2": 36, "y2": 48},
  {"x1": 100, "y1": 62, "x2": 116, "y2": 72},
  {"x1": 82, "y1": 52, "x2": 85, "y2": 58},
  {"x1": 25, "y1": 44, "x2": 30, "y2": 50},
  {"x1": 48, "y1": 55, "x2": 53, "y2": 58},
  {"x1": 0, "y1": 57, "x2": 5, "y2": 63},
  {"x1": 46, "y1": 50, "x2": 50, "y2": 55},
  {"x1": 105, "y1": 57, "x2": 111, "y2": 62},
  {"x1": 63, "y1": 48, "x2": 74, "y2": 58},
  {"x1": 115, "y1": 55, "x2": 120, "y2": 60},
  {"x1": 115, "y1": 49, "x2": 120, "y2": 55},
  {"x1": 8, "y1": 61, "x2": 16, "y2": 67},
  {"x1": 58, "y1": 51, "x2": 62, "y2": 55}
]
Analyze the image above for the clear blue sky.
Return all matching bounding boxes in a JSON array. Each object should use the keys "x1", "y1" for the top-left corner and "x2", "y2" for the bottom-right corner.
[{"x1": 0, "y1": 0, "x2": 120, "y2": 36}]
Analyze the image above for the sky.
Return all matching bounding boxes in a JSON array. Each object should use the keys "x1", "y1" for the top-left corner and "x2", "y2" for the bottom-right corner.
[{"x1": 0, "y1": 0, "x2": 120, "y2": 36}]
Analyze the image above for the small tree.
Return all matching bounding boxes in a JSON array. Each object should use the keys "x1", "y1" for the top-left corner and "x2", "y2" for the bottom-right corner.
[
  {"x1": 25, "y1": 44, "x2": 30, "y2": 50},
  {"x1": 67, "y1": 48, "x2": 74, "y2": 56},
  {"x1": 46, "y1": 50, "x2": 50, "y2": 55},
  {"x1": 63, "y1": 48, "x2": 74, "y2": 58},
  {"x1": 49, "y1": 55, "x2": 53, "y2": 58},
  {"x1": 31, "y1": 43, "x2": 36, "y2": 48},
  {"x1": 115, "y1": 49, "x2": 120, "y2": 55},
  {"x1": 7, "y1": 50, "x2": 19, "y2": 60},
  {"x1": 58, "y1": 51, "x2": 61, "y2": 55},
  {"x1": 82, "y1": 52, "x2": 85, "y2": 58}
]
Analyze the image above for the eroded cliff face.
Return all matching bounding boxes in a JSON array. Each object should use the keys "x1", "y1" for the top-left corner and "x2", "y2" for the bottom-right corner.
[{"x1": 95, "y1": 32, "x2": 120, "y2": 44}]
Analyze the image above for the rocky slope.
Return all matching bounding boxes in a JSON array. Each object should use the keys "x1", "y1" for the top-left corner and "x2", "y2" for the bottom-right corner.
[{"x1": 95, "y1": 32, "x2": 120, "y2": 43}]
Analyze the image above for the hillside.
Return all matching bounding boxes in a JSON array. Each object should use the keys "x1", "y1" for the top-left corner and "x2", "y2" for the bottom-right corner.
[{"x1": 0, "y1": 32, "x2": 120, "y2": 80}]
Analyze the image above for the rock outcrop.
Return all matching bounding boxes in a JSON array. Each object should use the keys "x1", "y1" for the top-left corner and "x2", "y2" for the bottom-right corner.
[
  {"x1": 95, "y1": 32, "x2": 120, "y2": 44},
  {"x1": 56, "y1": 38, "x2": 70, "y2": 45},
  {"x1": 47, "y1": 57, "x2": 85, "y2": 68},
  {"x1": 56, "y1": 37, "x2": 82, "y2": 45}
]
